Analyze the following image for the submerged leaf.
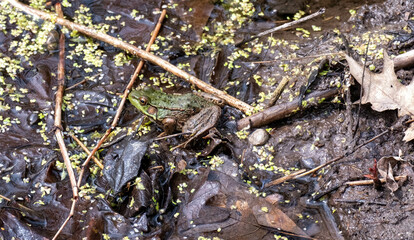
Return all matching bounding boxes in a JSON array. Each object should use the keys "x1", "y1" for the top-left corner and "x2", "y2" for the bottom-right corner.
[{"x1": 103, "y1": 140, "x2": 148, "y2": 193}]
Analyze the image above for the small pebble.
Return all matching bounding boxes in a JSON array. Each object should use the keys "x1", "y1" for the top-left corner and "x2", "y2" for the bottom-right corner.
[
  {"x1": 27, "y1": 113, "x2": 39, "y2": 125},
  {"x1": 248, "y1": 129, "x2": 269, "y2": 146},
  {"x1": 300, "y1": 158, "x2": 316, "y2": 169},
  {"x1": 265, "y1": 193, "x2": 284, "y2": 204}
]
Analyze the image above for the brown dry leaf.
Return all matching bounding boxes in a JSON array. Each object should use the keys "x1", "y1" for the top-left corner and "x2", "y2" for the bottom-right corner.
[
  {"x1": 345, "y1": 51, "x2": 414, "y2": 141},
  {"x1": 175, "y1": 166, "x2": 308, "y2": 239},
  {"x1": 252, "y1": 205, "x2": 304, "y2": 234},
  {"x1": 377, "y1": 156, "x2": 407, "y2": 192}
]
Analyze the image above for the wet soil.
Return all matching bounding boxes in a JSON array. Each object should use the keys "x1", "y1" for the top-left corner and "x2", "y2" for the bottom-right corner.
[{"x1": 1, "y1": 0, "x2": 414, "y2": 239}]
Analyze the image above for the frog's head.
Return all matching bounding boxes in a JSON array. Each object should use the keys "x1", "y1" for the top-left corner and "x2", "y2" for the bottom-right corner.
[{"x1": 128, "y1": 88, "x2": 158, "y2": 119}]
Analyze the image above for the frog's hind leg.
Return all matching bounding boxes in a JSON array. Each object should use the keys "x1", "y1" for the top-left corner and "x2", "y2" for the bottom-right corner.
[{"x1": 171, "y1": 106, "x2": 221, "y2": 150}]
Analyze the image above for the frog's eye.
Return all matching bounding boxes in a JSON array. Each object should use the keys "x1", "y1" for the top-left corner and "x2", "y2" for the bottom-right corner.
[{"x1": 138, "y1": 96, "x2": 148, "y2": 106}]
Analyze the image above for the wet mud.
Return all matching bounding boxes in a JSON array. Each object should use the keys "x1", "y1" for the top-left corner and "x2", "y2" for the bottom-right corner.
[{"x1": 1, "y1": 0, "x2": 414, "y2": 239}]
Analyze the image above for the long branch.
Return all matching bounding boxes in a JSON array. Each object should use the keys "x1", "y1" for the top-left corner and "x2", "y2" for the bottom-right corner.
[
  {"x1": 5, "y1": 0, "x2": 254, "y2": 114},
  {"x1": 53, "y1": 4, "x2": 78, "y2": 239},
  {"x1": 53, "y1": 3, "x2": 77, "y2": 198}
]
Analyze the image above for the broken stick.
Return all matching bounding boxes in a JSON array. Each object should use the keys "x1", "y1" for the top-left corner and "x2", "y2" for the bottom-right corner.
[{"x1": 237, "y1": 88, "x2": 339, "y2": 130}]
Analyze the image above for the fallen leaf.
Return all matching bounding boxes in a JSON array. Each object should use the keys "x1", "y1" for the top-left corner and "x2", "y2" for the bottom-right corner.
[
  {"x1": 103, "y1": 140, "x2": 148, "y2": 194},
  {"x1": 174, "y1": 157, "x2": 308, "y2": 239},
  {"x1": 377, "y1": 156, "x2": 407, "y2": 192},
  {"x1": 345, "y1": 51, "x2": 414, "y2": 141}
]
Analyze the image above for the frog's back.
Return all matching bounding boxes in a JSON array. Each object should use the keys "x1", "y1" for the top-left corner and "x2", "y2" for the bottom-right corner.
[
  {"x1": 143, "y1": 88, "x2": 212, "y2": 109},
  {"x1": 143, "y1": 88, "x2": 212, "y2": 124}
]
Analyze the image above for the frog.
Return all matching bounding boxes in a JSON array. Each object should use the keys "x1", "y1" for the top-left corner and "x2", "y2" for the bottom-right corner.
[{"x1": 128, "y1": 87, "x2": 221, "y2": 148}]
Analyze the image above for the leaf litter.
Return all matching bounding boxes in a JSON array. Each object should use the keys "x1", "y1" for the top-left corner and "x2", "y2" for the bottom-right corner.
[{"x1": 346, "y1": 51, "x2": 414, "y2": 141}]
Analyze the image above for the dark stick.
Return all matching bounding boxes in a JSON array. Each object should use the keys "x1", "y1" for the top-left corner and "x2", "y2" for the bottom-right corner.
[
  {"x1": 353, "y1": 36, "x2": 370, "y2": 138},
  {"x1": 237, "y1": 88, "x2": 339, "y2": 130},
  {"x1": 394, "y1": 49, "x2": 414, "y2": 70}
]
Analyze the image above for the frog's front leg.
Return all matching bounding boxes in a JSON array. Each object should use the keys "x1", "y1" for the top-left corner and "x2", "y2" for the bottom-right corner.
[{"x1": 162, "y1": 117, "x2": 176, "y2": 135}]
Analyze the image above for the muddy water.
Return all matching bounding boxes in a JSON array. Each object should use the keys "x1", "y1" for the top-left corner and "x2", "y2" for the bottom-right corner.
[{"x1": 3, "y1": 0, "x2": 414, "y2": 239}]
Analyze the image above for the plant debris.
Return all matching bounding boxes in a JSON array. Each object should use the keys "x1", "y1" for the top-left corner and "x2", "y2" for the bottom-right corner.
[
  {"x1": 377, "y1": 155, "x2": 410, "y2": 192},
  {"x1": 346, "y1": 51, "x2": 414, "y2": 141}
]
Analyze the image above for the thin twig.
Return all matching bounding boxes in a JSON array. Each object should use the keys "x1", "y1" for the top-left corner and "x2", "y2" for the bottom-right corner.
[
  {"x1": 247, "y1": 52, "x2": 344, "y2": 64},
  {"x1": 256, "y1": 8, "x2": 325, "y2": 38},
  {"x1": 65, "y1": 73, "x2": 100, "y2": 90},
  {"x1": 54, "y1": 133, "x2": 78, "y2": 195},
  {"x1": 0, "y1": 194, "x2": 35, "y2": 213},
  {"x1": 265, "y1": 129, "x2": 390, "y2": 187},
  {"x1": 405, "y1": 118, "x2": 414, "y2": 125},
  {"x1": 5, "y1": 0, "x2": 253, "y2": 113},
  {"x1": 293, "y1": 129, "x2": 389, "y2": 179},
  {"x1": 69, "y1": 132, "x2": 104, "y2": 169},
  {"x1": 345, "y1": 175, "x2": 406, "y2": 186},
  {"x1": 53, "y1": 197, "x2": 76, "y2": 240},
  {"x1": 76, "y1": 9, "x2": 167, "y2": 188},
  {"x1": 154, "y1": 131, "x2": 191, "y2": 140},
  {"x1": 266, "y1": 76, "x2": 290, "y2": 108},
  {"x1": 0, "y1": 194, "x2": 11, "y2": 202},
  {"x1": 353, "y1": 36, "x2": 370, "y2": 137},
  {"x1": 65, "y1": 78, "x2": 87, "y2": 90},
  {"x1": 52, "y1": 3, "x2": 77, "y2": 199},
  {"x1": 264, "y1": 169, "x2": 306, "y2": 188},
  {"x1": 52, "y1": 3, "x2": 79, "y2": 240},
  {"x1": 238, "y1": 8, "x2": 325, "y2": 45}
]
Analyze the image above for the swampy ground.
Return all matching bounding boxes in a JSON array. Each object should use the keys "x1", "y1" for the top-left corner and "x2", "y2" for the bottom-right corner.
[{"x1": 1, "y1": 0, "x2": 414, "y2": 239}]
